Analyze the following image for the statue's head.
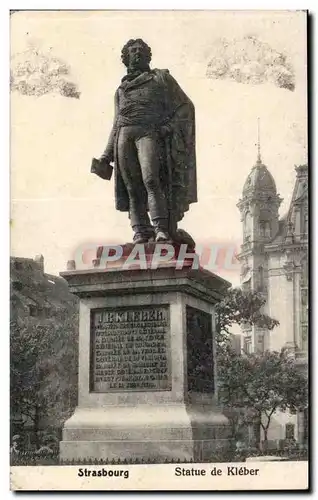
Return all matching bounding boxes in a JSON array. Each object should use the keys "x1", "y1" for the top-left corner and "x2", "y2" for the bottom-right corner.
[{"x1": 121, "y1": 39, "x2": 152, "y2": 71}]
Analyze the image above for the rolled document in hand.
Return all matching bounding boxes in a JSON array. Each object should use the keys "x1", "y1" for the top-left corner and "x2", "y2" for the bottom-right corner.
[{"x1": 91, "y1": 157, "x2": 113, "y2": 180}]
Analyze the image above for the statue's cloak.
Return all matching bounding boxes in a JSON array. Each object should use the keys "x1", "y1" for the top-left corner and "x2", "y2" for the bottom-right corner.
[{"x1": 108, "y1": 69, "x2": 197, "y2": 222}]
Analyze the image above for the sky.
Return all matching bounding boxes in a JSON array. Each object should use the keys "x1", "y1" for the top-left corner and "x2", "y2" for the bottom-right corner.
[{"x1": 10, "y1": 10, "x2": 307, "y2": 285}]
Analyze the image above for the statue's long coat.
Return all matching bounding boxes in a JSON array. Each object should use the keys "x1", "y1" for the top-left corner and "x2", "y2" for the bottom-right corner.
[{"x1": 105, "y1": 69, "x2": 197, "y2": 222}]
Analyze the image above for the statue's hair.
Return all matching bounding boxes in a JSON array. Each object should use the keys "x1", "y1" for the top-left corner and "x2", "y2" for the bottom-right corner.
[{"x1": 121, "y1": 39, "x2": 152, "y2": 67}]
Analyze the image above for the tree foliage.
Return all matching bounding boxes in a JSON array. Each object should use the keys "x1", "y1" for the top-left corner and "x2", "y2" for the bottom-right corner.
[
  {"x1": 215, "y1": 287, "x2": 307, "y2": 447},
  {"x1": 216, "y1": 287, "x2": 279, "y2": 340},
  {"x1": 10, "y1": 310, "x2": 78, "y2": 447},
  {"x1": 218, "y1": 348, "x2": 308, "y2": 446},
  {"x1": 10, "y1": 322, "x2": 51, "y2": 432}
]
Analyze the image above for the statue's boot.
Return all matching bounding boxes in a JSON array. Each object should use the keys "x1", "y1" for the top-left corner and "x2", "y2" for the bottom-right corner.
[
  {"x1": 155, "y1": 230, "x2": 170, "y2": 242},
  {"x1": 153, "y1": 217, "x2": 171, "y2": 242},
  {"x1": 132, "y1": 224, "x2": 155, "y2": 244},
  {"x1": 133, "y1": 233, "x2": 150, "y2": 244}
]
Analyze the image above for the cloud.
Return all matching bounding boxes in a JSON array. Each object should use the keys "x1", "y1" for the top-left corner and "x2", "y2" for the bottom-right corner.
[
  {"x1": 11, "y1": 48, "x2": 81, "y2": 99},
  {"x1": 206, "y1": 35, "x2": 295, "y2": 91}
]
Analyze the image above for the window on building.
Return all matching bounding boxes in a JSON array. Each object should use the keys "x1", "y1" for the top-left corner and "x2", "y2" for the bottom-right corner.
[
  {"x1": 244, "y1": 211, "x2": 252, "y2": 241},
  {"x1": 260, "y1": 222, "x2": 265, "y2": 238},
  {"x1": 300, "y1": 258, "x2": 308, "y2": 351},
  {"x1": 301, "y1": 208, "x2": 308, "y2": 236},
  {"x1": 243, "y1": 336, "x2": 252, "y2": 354},
  {"x1": 260, "y1": 221, "x2": 271, "y2": 238},
  {"x1": 231, "y1": 334, "x2": 242, "y2": 355},
  {"x1": 29, "y1": 305, "x2": 37, "y2": 317},
  {"x1": 303, "y1": 408, "x2": 308, "y2": 443},
  {"x1": 258, "y1": 266, "x2": 264, "y2": 290},
  {"x1": 29, "y1": 305, "x2": 49, "y2": 318},
  {"x1": 285, "y1": 423, "x2": 295, "y2": 440},
  {"x1": 300, "y1": 289, "x2": 308, "y2": 351},
  {"x1": 256, "y1": 333, "x2": 264, "y2": 353}
]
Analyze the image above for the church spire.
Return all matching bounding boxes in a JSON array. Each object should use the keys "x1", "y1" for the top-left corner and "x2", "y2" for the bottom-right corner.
[{"x1": 256, "y1": 117, "x2": 262, "y2": 165}]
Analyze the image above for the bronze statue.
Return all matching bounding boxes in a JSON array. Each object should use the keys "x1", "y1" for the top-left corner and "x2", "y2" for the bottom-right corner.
[{"x1": 92, "y1": 39, "x2": 197, "y2": 244}]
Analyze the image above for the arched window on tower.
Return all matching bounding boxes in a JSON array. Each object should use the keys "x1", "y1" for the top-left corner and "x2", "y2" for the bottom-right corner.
[
  {"x1": 259, "y1": 210, "x2": 272, "y2": 239},
  {"x1": 265, "y1": 222, "x2": 271, "y2": 238},
  {"x1": 260, "y1": 222, "x2": 265, "y2": 238},
  {"x1": 260, "y1": 222, "x2": 271, "y2": 239}
]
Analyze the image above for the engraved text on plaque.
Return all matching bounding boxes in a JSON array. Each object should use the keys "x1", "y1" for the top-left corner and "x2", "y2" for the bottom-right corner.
[{"x1": 90, "y1": 306, "x2": 170, "y2": 392}]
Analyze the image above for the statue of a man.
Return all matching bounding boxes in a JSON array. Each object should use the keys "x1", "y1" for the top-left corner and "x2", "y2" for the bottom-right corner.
[{"x1": 95, "y1": 39, "x2": 197, "y2": 244}]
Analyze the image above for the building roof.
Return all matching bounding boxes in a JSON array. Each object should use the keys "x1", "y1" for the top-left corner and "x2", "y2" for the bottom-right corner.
[
  {"x1": 242, "y1": 158, "x2": 277, "y2": 196},
  {"x1": 10, "y1": 255, "x2": 78, "y2": 323}
]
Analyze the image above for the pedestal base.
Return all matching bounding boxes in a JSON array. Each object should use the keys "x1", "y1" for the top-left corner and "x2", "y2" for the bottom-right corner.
[
  {"x1": 60, "y1": 255, "x2": 231, "y2": 463},
  {"x1": 60, "y1": 403, "x2": 230, "y2": 463}
]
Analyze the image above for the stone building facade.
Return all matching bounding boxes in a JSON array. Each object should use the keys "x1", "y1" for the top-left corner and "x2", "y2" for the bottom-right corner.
[{"x1": 236, "y1": 153, "x2": 308, "y2": 445}]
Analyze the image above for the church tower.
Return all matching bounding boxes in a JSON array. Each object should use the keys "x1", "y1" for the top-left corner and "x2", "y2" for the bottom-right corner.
[
  {"x1": 236, "y1": 123, "x2": 307, "y2": 444},
  {"x1": 237, "y1": 123, "x2": 282, "y2": 353}
]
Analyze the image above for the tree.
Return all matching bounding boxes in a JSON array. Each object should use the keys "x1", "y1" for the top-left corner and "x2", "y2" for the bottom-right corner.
[
  {"x1": 218, "y1": 349, "x2": 308, "y2": 450},
  {"x1": 215, "y1": 287, "x2": 280, "y2": 445},
  {"x1": 247, "y1": 350, "x2": 307, "y2": 448},
  {"x1": 217, "y1": 345, "x2": 256, "y2": 446},
  {"x1": 10, "y1": 310, "x2": 78, "y2": 449},
  {"x1": 10, "y1": 321, "x2": 52, "y2": 447},
  {"x1": 215, "y1": 287, "x2": 279, "y2": 342}
]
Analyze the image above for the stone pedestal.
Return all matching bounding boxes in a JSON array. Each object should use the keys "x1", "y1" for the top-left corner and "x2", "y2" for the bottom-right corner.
[{"x1": 59, "y1": 245, "x2": 231, "y2": 462}]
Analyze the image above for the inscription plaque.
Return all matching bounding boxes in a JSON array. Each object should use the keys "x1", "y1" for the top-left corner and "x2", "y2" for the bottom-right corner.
[
  {"x1": 90, "y1": 305, "x2": 171, "y2": 392},
  {"x1": 186, "y1": 306, "x2": 214, "y2": 393}
]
